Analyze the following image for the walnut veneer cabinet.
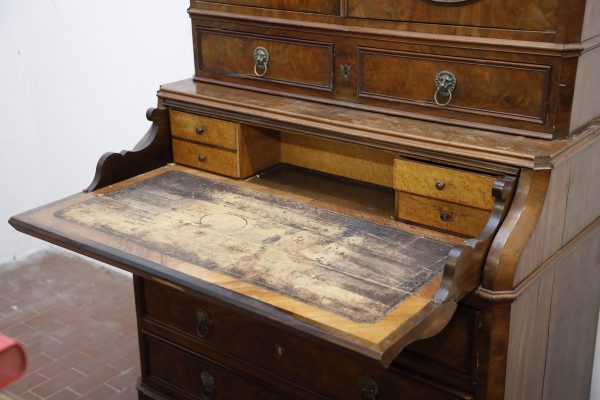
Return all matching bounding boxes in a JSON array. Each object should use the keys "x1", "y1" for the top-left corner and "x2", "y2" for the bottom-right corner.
[{"x1": 9, "y1": 2, "x2": 600, "y2": 400}]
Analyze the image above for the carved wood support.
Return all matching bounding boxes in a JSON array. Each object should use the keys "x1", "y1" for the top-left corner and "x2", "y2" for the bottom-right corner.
[
  {"x1": 85, "y1": 108, "x2": 173, "y2": 192},
  {"x1": 481, "y1": 168, "x2": 551, "y2": 291}
]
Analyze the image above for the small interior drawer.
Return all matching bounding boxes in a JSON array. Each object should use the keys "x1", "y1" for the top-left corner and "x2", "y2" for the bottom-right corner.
[
  {"x1": 172, "y1": 139, "x2": 240, "y2": 177},
  {"x1": 394, "y1": 158, "x2": 497, "y2": 210},
  {"x1": 396, "y1": 192, "x2": 490, "y2": 237},
  {"x1": 170, "y1": 110, "x2": 239, "y2": 150}
]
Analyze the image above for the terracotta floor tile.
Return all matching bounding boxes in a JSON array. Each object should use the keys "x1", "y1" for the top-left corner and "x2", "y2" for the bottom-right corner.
[
  {"x1": 0, "y1": 251, "x2": 140, "y2": 400},
  {"x1": 46, "y1": 388, "x2": 80, "y2": 400},
  {"x1": 81, "y1": 384, "x2": 119, "y2": 400},
  {"x1": 3, "y1": 372, "x2": 48, "y2": 396}
]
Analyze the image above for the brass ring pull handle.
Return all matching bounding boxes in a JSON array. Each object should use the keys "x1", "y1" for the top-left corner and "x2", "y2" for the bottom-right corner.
[
  {"x1": 434, "y1": 70, "x2": 457, "y2": 106},
  {"x1": 253, "y1": 46, "x2": 270, "y2": 77},
  {"x1": 359, "y1": 375, "x2": 379, "y2": 400},
  {"x1": 200, "y1": 371, "x2": 215, "y2": 400},
  {"x1": 195, "y1": 308, "x2": 212, "y2": 338}
]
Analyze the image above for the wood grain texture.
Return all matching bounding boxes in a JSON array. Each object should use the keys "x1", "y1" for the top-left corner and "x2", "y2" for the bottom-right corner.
[
  {"x1": 199, "y1": 0, "x2": 341, "y2": 15},
  {"x1": 172, "y1": 139, "x2": 240, "y2": 177},
  {"x1": 85, "y1": 108, "x2": 173, "y2": 192},
  {"x1": 393, "y1": 158, "x2": 496, "y2": 210},
  {"x1": 280, "y1": 131, "x2": 396, "y2": 187},
  {"x1": 541, "y1": 224, "x2": 600, "y2": 400},
  {"x1": 396, "y1": 192, "x2": 490, "y2": 237},
  {"x1": 170, "y1": 109, "x2": 239, "y2": 149},
  {"x1": 159, "y1": 80, "x2": 600, "y2": 168},
  {"x1": 189, "y1": 1, "x2": 560, "y2": 42},
  {"x1": 504, "y1": 272, "x2": 554, "y2": 400},
  {"x1": 197, "y1": 28, "x2": 334, "y2": 91},
  {"x1": 347, "y1": 0, "x2": 563, "y2": 32},
  {"x1": 504, "y1": 220, "x2": 600, "y2": 400},
  {"x1": 512, "y1": 133, "x2": 600, "y2": 286},
  {"x1": 359, "y1": 49, "x2": 549, "y2": 121},
  {"x1": 188, "y1": 14, "x2": 595, "y2": 137},
  {"x1": 238, "y1": 124, "x2": 280, "y2": 177},
  {"x1": 570, "y1": 46, "x2": 600, "y2": 132},
  {"x1": 481, "y1": 169, "x2": 551, "y2": 291},
  {"x1": 140, "y1": 279, "x2": 471, "y2": 400}
]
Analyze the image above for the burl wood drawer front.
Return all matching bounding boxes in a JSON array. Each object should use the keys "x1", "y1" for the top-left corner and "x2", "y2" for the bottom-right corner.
[
  {"x1": 172, "y1": 139, "x2": 239, "y2": 177},
  {"x1": 141, "y1": 333, "x2": 291, "y2": 400},
  {"x1": 141, "y1": 279, "x2": 472, "y2": 400},
  {"x1": 396, "y1": 192, "x2": 489, "y2": 237},
  {"x1": 358, "y1": 49, "x2": 551, "y2": 122},
  {"x1": 393, "y1": 158, "x2": 496, "y2": 210},
  {"x1": 199, "y1": 0, "x2": 341, "y2": 15},
  {"x1": 197, "y1": 28, "x2": 334, "y2": 92},
  {"x1": 348, "y1": 0, "x2": 560, "y2": 32},
  {"x1": 170, "y1": 110, "x2": 238, "y2": 150}
]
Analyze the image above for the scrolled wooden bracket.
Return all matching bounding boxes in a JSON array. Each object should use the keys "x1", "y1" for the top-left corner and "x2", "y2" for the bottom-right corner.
[
  {"x1": 84, "y1": 108, "x2": 173, "y2": 192},
  {"x1": 434, "y1": 175, "x2": 517, "y2": 303}
]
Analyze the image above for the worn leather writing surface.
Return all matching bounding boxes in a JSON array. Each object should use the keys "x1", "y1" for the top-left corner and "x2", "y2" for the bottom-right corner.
[{"x1": 57, "y1": 170, "x2": 451, "y2": 323}]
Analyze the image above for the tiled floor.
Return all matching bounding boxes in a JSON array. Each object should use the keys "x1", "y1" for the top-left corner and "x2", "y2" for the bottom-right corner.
[{"x1": 0, "y1": 250, "x2": 139, "y2": 400}]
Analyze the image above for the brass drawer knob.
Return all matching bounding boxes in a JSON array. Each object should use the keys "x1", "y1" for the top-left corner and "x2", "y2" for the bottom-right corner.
[
  {"x1": 275, "y1": 344, "x2": 285, "y2": 358},
  {"x1": 440, "y1": 211, "x2": 450, "y2": 222},
  {"x1": 195, "y1": 308, "x2": 212, "y2": 338},
  {"x1": 253, "y1": 46, "x2": 270, "y2": 77},
  {"x1": 196, "y1": 127, "x2": 205, "y2": 134},
  {"x1": 434, "y1": 70, "x2": 457, "y2": 106},
  {"x1": 198, "y1": 155, "x2": 207, "y2": 162},
  {"x1": 200, "y1": 371, "x2": 215, "y2": 400},
  {"x1": 435, "y1": 181, "x2": 446, "y2": 190},
  {"x1": 359, "y1": 375, "x2": 379, "y2": 400}
]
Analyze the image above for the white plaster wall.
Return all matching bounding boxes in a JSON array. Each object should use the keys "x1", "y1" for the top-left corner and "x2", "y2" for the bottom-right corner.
[
  {"x1": 0, "y1": 1, "x2": 598, "y2": 398},
  {"x1": 0, "y1": 0, "x2": 192, "y2": 263}
]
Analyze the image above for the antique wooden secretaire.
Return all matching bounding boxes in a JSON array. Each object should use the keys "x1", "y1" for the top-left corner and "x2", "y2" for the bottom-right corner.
[{"x1": 9, "y1": 1, "x2": 600, "y2": 399}]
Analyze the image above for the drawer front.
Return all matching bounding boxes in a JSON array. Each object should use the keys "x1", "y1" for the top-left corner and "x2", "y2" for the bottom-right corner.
[
  {"x1": 393, "y1": 159, "x2": 496, "y2": 210},
  {"x1": 141, "y1": 279, "x2": 473, "y2": 400},
  {"x1": 396, "y1": 192, "x2": 489, "y2": 237},
  {"x1": 142, "y1": 334, "x2": 291, "y2": 400},
  {"x1": 348, "y1": 0, "x2": 560, "y2": 32},
  {"x1": 199, "y1": 0, "x2": 341, "y2": 15},
  {"x1": 359, "y1": 49, "x2": 551, "y2": 121},
  {"x1": 170, "y1": 110, "x2": 239, "y2": 150},
  {"x1": 197, "y1": 28, "x2": 334, "y2": 92},
  {"x1": 172, "y1": 139, "x2": 239, "y2": 177}
]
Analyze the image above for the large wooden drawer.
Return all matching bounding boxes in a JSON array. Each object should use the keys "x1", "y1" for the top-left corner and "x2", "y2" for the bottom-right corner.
[
  {"x1": 141, "y1": 333, "x2": 292, "y2": 400},
  {"x1": 358, "y1": 48, "x2": 551, "y2": 122},
  {"x1": 196, "y1": 28, "x2": 334, "y2": 92},
  {"x1": 140, "y1": 278, "x2": 473, "y2": 400},
  {"x1": 347, "y1": 0, "x2": 563, "y2": 32},
  {"x1": 197, "y1": 0, "x2": 341, "y2": 15}
]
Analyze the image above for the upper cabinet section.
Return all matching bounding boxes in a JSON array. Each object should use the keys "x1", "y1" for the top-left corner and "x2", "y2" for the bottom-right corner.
[
  {"x1": 195, "y1": 0, "x2": 341, "y2": 15},
  {"x1": 189, "y1": 1, "x2": 600, "y2": 139}
]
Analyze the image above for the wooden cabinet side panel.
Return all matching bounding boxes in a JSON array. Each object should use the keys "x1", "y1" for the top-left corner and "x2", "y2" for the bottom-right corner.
[
  {"x1": 504, "y1": 222, "x2": 600, "y2": 400},
  {"x1": 513, "y1": 131, "x2": 600, "y2": 286},
  {"x1": 570, "y1": 47, "x2": 600, "y2": 132},
  {"x1": 541, "y1": 225, "x2": 600, "y2": 400},
  {"x1": 504, "y1": 273, "x2": 554, "y2": 400}
]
